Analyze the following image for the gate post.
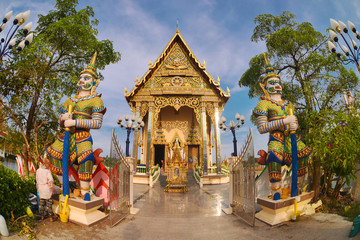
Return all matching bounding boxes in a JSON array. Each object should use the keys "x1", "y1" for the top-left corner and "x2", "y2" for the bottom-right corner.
[
  {"x1": 126, "y1": 157, "x2": 139, "y2": 215},
  {"x1": 223, "y1": 156, "x2": 237, "y2": 215},
  {"x1": 229, "y1": 156, "x2": 237, "y2": 213}
]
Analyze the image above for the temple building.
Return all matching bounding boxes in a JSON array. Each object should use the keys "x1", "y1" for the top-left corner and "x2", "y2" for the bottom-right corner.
[{"x1": 125, "y1": 25, "x2": 230, "y2": 175}]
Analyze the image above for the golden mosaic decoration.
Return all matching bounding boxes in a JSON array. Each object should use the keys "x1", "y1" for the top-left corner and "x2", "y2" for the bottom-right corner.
[
  {"x1": 161, "y1": 121, "x2": 189, "y2": 137},
  {"x1": 153, "y1": 96, "x2": 201, "y2": 125},
  {"x1": 140, "y1": 102, "x2": 149, "y2": 119},
  {"x1": 206, "y1": 103, "x2": 215, "y2": 125},
  {"x1": 163, "y1": 43, "x2": 190, "y2": 71}
]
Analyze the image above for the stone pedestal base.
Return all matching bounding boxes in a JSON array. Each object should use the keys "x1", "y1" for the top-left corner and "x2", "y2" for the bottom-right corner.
[
  {"x1": 164, "y1": 184, "x2": 188, "y2": 192},
  {"x1": 133, "y1": 174, "x2": 149, "y2": 184},
  {"x1": 202, "y1": 174, "x2": 229, "y2": 184},
  {"x1": 255, "y1": 191, "x2": 314, "y2": 226},
  {"x1": 130, "y1": 207, "x2": 140, "y2": 215},
  {"x1": 53, "y1": 195, "x2": 107, "y2": 226}
]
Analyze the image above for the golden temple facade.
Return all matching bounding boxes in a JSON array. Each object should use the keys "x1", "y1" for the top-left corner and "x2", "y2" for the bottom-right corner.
[{"x1": 125, "y1": 26, "x2": 230, "y2": 175}]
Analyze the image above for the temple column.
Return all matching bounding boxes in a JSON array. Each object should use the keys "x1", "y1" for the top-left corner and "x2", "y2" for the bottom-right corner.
[
  {"x1": 146, "y1": 102, "x2": 153, "y2": 173},
  {"x1": 201, "y1": 102, "x2": 208, "y2": 175},
  {"x1": 132, "y1": 102, "x2": 141, "y2": 169},
  {"x1": 214, "y1": 103, "x2": 222, "y2": 174}
]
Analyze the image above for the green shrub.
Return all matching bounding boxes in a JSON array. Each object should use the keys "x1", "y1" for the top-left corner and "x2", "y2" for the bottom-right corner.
[
  {"x1": 52, "y1": 172, "x2": 60, "y2": 186},
  {"x1": 340, "y1": 201, "x2": 360, "y2": 221},
  {"x1": 0, "y1": 165, "x2": 36, "y2": 221}
]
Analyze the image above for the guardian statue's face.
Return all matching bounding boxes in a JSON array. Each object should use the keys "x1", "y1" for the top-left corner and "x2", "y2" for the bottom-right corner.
[
  {"x1": 77, "y1": 73, "x2": 93, "y2": 91},
  {"x1": 266, "y1": 77, "x2": 282, "y2": 95}
]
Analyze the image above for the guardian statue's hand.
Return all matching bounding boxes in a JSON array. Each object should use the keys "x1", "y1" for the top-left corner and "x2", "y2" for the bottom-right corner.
[
  {"x1": 64, "y1": 119, "x2": 76, "y2": 128},
  {"x1": 60, "y1": 113, "x2": 73, "y2": 122},
  {"x1": 283, "y1": 115, "x2": 297, "y2": 125},
  {"x1": 289, "y1": 122, "x2": 298, "y2": 131}
]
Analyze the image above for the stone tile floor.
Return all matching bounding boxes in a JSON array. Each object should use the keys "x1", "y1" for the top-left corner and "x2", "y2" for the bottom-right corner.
[{"x1": 5, "y1": 170, "x2": 355, "y2": 240}]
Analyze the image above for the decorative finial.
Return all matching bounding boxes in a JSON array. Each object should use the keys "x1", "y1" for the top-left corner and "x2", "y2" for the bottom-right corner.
[
  {"x1": 203, "y1": 59, "x2": 206, "y2": 68},
  {"x1": 90, "y1": 52, "x2": 97, "y2": 66},
  {"x1": 226, "y1": 86, "x2": 230, "y2": 95},
  {"x1": 149, "y1": 59, "x2": 152, "y2": 68},
  {"x1": 217, "y1": 76, "x2": 220, "y2": 84},
  {"x1": 124, "y1": 87, "x2": 128, "y2": 95},
  {"x1": 176, "y1": 19, "x2": 179, "y2": 33},
  {"x1": 263, "y1": 53, "x2": 270, "y2": 65},
  {"x1": 80, "y1": 52, "x2": 98, "y2": 78},
  {"x1": 135, "y1": 76, "x2": 139, "y2": 85},
  {"x1": 262, "y1": 52, "x2": 280, "y2": 83}
]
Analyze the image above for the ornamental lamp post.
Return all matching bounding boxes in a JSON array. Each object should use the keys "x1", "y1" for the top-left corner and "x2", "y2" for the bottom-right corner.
[
  {"x1": 0, "y1": 10, "x2": 33, "y2": 63},
  {"x1": 327, "y1": 18, "x2": 360, "y2": 72},
  {"x1": 219, "y1": 113, "x2": 245, "y2": 157},
  {"x1": 117, "y1": 114, "x2": 144, "y2": 157},
  {"x1": 327, "y1": 18, "x2": 359, "y2": 110}
]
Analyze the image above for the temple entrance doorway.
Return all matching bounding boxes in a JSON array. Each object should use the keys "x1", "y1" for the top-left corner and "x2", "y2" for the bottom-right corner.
[
  {"x1": 187, "y1": 145, "x2": 199, "y2": 170},
  {"x1": 154, "y1": 144, "x2": 165, "y2": 169}
]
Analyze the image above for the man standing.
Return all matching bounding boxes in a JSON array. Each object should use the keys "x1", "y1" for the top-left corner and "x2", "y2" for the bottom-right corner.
[
  {"x1": 46, "y1": 53, "x2": 106, "y2": 201},
  {"x1": 253, "y1": 54, "x2": 312, "y2": 200}
]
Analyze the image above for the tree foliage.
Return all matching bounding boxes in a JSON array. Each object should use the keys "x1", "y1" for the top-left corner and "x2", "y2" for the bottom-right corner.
[
  {"x1": 240, "y1": 11, "x2": 360, "y2": 200},
  {"x1": 0, "y1": 0, "x2": 121, "y2": 175},
  {"x1": 305, "y1": 106, "x2": 360, "y2": 199}
]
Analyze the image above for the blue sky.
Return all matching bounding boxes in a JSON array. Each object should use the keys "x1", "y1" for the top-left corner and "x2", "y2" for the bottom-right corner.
[{"x1": 1, "y1": 0, "x2": 360, "y2": 161}]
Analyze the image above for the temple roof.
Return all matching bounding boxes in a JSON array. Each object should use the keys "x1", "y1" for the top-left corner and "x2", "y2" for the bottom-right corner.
[{"x1": 125, "y1": 26, "x2": 230, "y2": 103}]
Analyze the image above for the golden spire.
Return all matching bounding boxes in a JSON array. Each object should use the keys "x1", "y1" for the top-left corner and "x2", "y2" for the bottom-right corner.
[
  {"x1": 217, "y1": 76, "x2": 220, "y2": 84},
  {"x1": 262, "y1": 52, "x2": 280, "y2": 84},
  {"x1": 80, "y1": 52, "x2": 98, "y2": 78},
  {"x1": 149, "y1": 59, "x2": 152, "y2": 68},
  {"x1": 90, "y1": 52, "x2": 97, "y2": 66},
  {"x1": 263, "y1": 53, "x2": 270, "y2": 65},
  {"x1": 124, "y1": 87, "x2": 128, "y2": 96},
  {"x1": 203, "y1": 59, "x2": 206, "y2": 68},
  {"x1": 176, "y1": 19, "x2": 179, "y2": 33},
  {"x1": 226, "y1": 86, "x2": 230, "y2": 95}
]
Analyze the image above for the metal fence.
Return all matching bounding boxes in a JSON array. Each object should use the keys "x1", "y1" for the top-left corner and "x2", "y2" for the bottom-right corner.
[
  {"x1": 231, "y1": 128, "x2": 255, "y2": 226},
  {"x1": 108, "y1": 129, "x2": 131, "y2": 227}
]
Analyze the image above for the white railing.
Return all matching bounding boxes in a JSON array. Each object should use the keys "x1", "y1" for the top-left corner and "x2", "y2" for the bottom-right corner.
[
  {"x1": 194, "y1": 165, "x2": 203, "y2": 188},
  {"x1": 149, "y1": 164, "x2": 160, "y2": 187},
  {"x1": 208, "y1": 166, "x2": 217, "y2": 174},
  {"x1": 221, "y1": 165, "x2": 230, "y2": 176},
  {"x1": 136, "y1": 165, "x2": 147, "y2": 175}
]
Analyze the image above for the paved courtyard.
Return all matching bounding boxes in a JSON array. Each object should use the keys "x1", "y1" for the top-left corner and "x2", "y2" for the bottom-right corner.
[{"x1": 5, "y1": 171, "x2": 355, "y2": 240}]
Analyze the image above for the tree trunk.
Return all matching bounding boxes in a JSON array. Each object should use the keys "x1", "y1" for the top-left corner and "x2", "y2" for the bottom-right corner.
[
  {"x1": 352, "y1": 165, "x2": 360, "y2": 201},
  {"x1": 312, "y1": 156, "x2": 321, "y2": 201},
  {"x1": 23, "y1": 144, "x2": 30, "y2": 176},
  {"x1": 24, "y1": 74, "x2": 46, "y2": 175},
  {"x1": 24, "y1": 93, "x2": 38, "y2": 176}
]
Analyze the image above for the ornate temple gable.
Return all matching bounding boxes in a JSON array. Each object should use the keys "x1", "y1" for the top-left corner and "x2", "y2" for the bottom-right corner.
[
  {"x1": 125, "y1": 28, "x2": 230, "y2": 103},
  {"x1": 155, "y1": 42, "x2": 198, "y2": 76}
]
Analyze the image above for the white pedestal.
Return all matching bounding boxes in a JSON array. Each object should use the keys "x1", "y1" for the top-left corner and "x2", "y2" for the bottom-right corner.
[
  {"x1": 53, "y1": 195, "x2": 108, "y2": 226},
  {"x1": 222, "y1": 207, "x2": 232, "y2": 215},
  {"x1": 255, "y1": 191, "x2": 314, "y2": 226}
]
